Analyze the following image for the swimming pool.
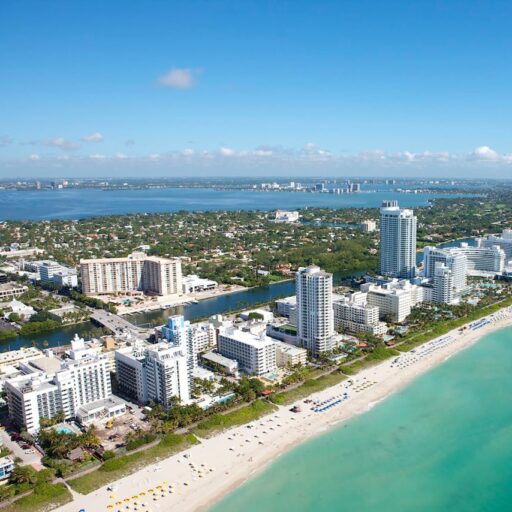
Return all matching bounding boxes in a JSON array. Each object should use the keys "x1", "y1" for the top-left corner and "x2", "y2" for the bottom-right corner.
[{"x1": 56, "y1": 425, "x2": 74, "y2": 435}]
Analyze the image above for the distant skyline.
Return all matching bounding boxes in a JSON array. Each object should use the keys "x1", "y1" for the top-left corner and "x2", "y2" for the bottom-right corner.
[{"x1": 1, "y1": 0, "x2": 512, "y2": 178}]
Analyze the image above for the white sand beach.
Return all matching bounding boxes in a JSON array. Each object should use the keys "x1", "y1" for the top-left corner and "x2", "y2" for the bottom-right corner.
[{"x1": 57, "y1": 306, "x2": 512, "y2": 512}]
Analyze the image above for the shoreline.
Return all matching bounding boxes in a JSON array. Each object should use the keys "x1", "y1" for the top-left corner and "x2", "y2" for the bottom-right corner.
[{"x1": 56, "y1": 306, "x2": 512, "y2": 512}]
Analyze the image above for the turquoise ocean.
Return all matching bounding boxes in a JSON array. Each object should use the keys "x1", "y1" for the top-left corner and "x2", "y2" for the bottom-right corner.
[{"x1": 211, "y1": 327, "x2": 512, "y2": 512}]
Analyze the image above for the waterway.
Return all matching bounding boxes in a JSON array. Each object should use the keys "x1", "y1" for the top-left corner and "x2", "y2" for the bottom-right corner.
[
  {"x1": 0, "y1": 187, "x2": 476, "y2": 221},
  {"x1": 0, "y1": 237, "x2": 476, "y2": 352}
]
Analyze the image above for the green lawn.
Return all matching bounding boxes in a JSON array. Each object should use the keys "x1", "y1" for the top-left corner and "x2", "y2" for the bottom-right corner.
[
  {"x1": 270, "y1": 371, "x2": 346, "y2": 405},
  {"x1": 3, "y1": 483, "x2": 72, "y2": 512},
  {"x1": 68, "y1": 433, "x2": 199, "y2": 495},
  {"x1": 193, "y1": 400, "x2": 277, "y2": 438}
]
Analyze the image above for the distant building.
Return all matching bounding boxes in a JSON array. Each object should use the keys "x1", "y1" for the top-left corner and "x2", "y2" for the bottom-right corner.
[
  {"x1": 275, "y1": 296, "x2": 297, "y2": 320},
  {"x1": 423, "y1": 246, "x2": 467, "y2": 296},
  {"x1": 218, "y1": 327, "x2": 276, "y2": 375},
  {"x1": 296, "y1": 266, "x2": 335, "y2": 356},
  {"x1": 80, "y1": 252, "x2": 182, "y2": 296},
  {"x1": 477, "y1": 230, "x2": 512, "y2": 260},
  {"x1": 6, "y1": 299, "x2": 36, "y2": 320},
  {"x1": 379, "y1": 201, "x2": 417, "y2": 279},
  {"x1": 30, "y1": 260, "x2": 78, "y2": 288},
  {"x1": 360, "y1": 219, "x2": 377, "y2": 233},
  {"x1": 274, "y1": 210, "x2": 299, "y2": 223}
]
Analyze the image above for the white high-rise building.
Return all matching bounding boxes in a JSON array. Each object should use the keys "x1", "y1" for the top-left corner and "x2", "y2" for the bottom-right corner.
[
  {"x1": 217, "y1": 327, "x2": 276, "y2": 375},
  {"x1": 456, "y1": 243, "x2": 505, "y2": 274},
  {"x1": 80, "y1": 252, "x2": 182, "y2": 296},
  {"x1": 477, "y1": 230, "x2": 512, "y2": 260},
  {"x1": 423, "y1": 246, "x2": 467, "y2": 295},
  {"x1": 296, "y1": 265, "x2": 335, "y2": 356},
  {"x1": 5, "y1": 337, "x2": 111, "y2": 433},
  {"x1": 161, "y1": 315, "x2": 216, "y2": 370},
  {"x1": 433, "y1": 264, "x2": 456, "y2": 304},
  {"x1": 114, "y1": 341, "x2": 190, "y2": 408},
  {"x1": 379, "y1": 201, "x2": 417, "y2": 279}
]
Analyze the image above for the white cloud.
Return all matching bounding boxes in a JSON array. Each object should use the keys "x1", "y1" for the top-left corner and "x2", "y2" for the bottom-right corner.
[
  {"x1": 42, "y1": 137, "x2": 80, "y2": 150},
  {"x1": 219, "y1": 147, "x2": 235, "y2": 156},
  {"x1": 182, "y1": 148, "x2": 194, "y2": 156},
  {"x1": 158, "y1": 68, "x2": 199, "y2": 89},
  {"x1": 89, "y1": 154, "x2": 106, "y2": 160},
  {"x1": 28, "y1": 154, "x2": 40, "y2": 161},
  {"x1": 471, "y1": 145, "x2": 499, "y2": 160},
  {"x1": 81, "y1": 132, "x2": 104, "y2": 143},
  {"x1": 115, "y1": 152, "x2": 128, "y2": 159}
]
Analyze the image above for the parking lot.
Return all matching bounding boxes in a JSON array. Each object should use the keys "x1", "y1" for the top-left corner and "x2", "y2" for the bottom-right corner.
[{"x1": 0, "y1": 429, "x2": 42, "y2": 468}]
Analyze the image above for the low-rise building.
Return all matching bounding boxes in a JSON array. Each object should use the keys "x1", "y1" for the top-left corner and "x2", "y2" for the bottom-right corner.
[
  {"x1": 274, "y1": 210, "x2": 299, "y2": 223},
  {"x1": 182, "y1": 274, "x2": 218, "y2": 294},
  {"x1": 201, "y1": 351, "x2": 239, "y2": 376},
  {"x1": 0, "y1": 347, "x2": 42, "y2": 372},
  {"x1": 76, "y1": 396, "x2": 127, "y2": 426},
  {"x1": 0, "y1": 282, "x2": 27, "y2": 300},
  {"x1": 0, "y1": 456, "x2": 14, "y2": 481},
  {"x1": 273, "y1": 341, "x2": 307, "y2": 367}
]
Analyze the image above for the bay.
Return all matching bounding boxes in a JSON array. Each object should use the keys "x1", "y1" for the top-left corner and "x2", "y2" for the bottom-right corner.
[{"x1": 0, "y1": 187, "x2": 473, "y2": 221}]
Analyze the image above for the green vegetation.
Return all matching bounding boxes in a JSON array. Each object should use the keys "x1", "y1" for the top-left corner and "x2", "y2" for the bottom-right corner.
[
  {"x1": 125, "y1": 433, "x2": 157, "y2": 451},
  {"x1": 270, "y1": 371, "x2": 346, "y2": 405},
  {"x1": 2, "y1": 483, "x2": 72, "y2": 512},
  {"x1": 193, "y1": 400, "x2": 277, "y2": 438},
  {"x1": 68, "y1": 433, "x2": 199, "y2": 494}
]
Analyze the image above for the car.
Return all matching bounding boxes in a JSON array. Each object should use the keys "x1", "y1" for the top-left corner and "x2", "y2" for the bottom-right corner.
[{"x1": 24, "y1": 449, "x2": 33, "y2": 454}]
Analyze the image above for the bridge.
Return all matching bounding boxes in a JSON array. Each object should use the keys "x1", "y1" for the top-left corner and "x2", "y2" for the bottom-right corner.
[{"x1": 90, "y1": 310, "x2": 152, "y2": 338}]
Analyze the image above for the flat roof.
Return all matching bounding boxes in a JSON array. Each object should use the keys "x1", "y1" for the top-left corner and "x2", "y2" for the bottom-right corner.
[
  {"x1": 219, "y1": 328, "x2": 275, "y2": 348},
  {"x1": 202, "y1": 351, "x2": 238, "y2": 368},
  {"x1": 77, "y1": 396, "x2": 125, "y2": 413}
]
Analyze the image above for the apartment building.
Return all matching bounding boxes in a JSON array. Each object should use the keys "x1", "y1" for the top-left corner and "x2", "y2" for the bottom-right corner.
[
  {"x1": 333, "y1": 294, "x2": 388, "y2": 336},
  {"x1": 217, "y1": 327, "x2": 277, "y2": 375},
  {"x1": 80, "y1": 252, "x2": 182, "y2": 296},
  {"x1": 296, "y1": 265, "x2": 335, "y2": 356},
  {"x1": 379, "y1": 200, "x2": 417, "y2": 279},
  {"x1": 273, "y1": 341, "x2": 307, "y2": 367}
]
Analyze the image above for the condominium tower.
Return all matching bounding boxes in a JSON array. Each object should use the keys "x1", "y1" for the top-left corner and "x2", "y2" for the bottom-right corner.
[
  {"x1": 296, "y1": 265, "x2": 335, "y2": 356},
  {"x1": 379, "y1": 201, "x2": 417, "y2": 279},
  {"x1": 80, "y1": 252, "x2": 182, "y2": 296}
]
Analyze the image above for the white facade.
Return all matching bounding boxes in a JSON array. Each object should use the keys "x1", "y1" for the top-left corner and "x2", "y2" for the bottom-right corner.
[
  {"x1": 360, "y1": 280, "x2": 422, "y2": 323},
  {"x1": 360, "y1": 219, "x2": 377, "y2": 232},
  {"x1": 457, "y1": 243, "x2": 505, "y2": 274},
  {"x1": 80, "y1": 252, "x2": 182, "y2": 296},
  {"x1": 115, "y1": 341, "x2": 191, "y2": 408},
  {"x1": 379, "y1": 201, "x2": 417, "y2": 279},
  {"x1": 477, "y1": 230, "x2": 512, "y2": 260},
  {"x1": 5, "y1": 338, "x2": 111, "y2": 433},
  {"x1": 275, "y1": 296, "x2": 297, "y2": 318},
  {"x1": 296, "y1": 265, "x2": 335, "y2": 356},
  {"x1": 423, "y1": 246, "x2": 468, "y2": 295},
  {"x1": 218, "y1": 327, "x2": 277, "y2": 375},
  {"x1": 182, "y1": 274, "x2": 217, "y2": 294},
  {"x1": 333, "y1": 295, "x2": 388, "y2": 336},
  {"x1": 433, "y1": 264, "x2": 456, "y2": 304},
  {"x1": 274, "y1": 210, "x2": 299, "y2": 223}
]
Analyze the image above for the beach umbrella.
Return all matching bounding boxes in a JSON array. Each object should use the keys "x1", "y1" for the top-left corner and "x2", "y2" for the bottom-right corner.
[{"x1": 107, "y1": 506, "x2": 113, "y2": 510}]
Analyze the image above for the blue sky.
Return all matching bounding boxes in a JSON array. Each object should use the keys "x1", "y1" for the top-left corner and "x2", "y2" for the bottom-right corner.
[{"x1": 1, "y1": 0, "x2": 512, "y2": 177}]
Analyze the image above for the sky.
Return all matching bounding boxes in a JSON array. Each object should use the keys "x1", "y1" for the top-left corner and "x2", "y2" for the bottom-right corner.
[{"x1": 1, "y1": 0, "x2": 512, "y2": 178}]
